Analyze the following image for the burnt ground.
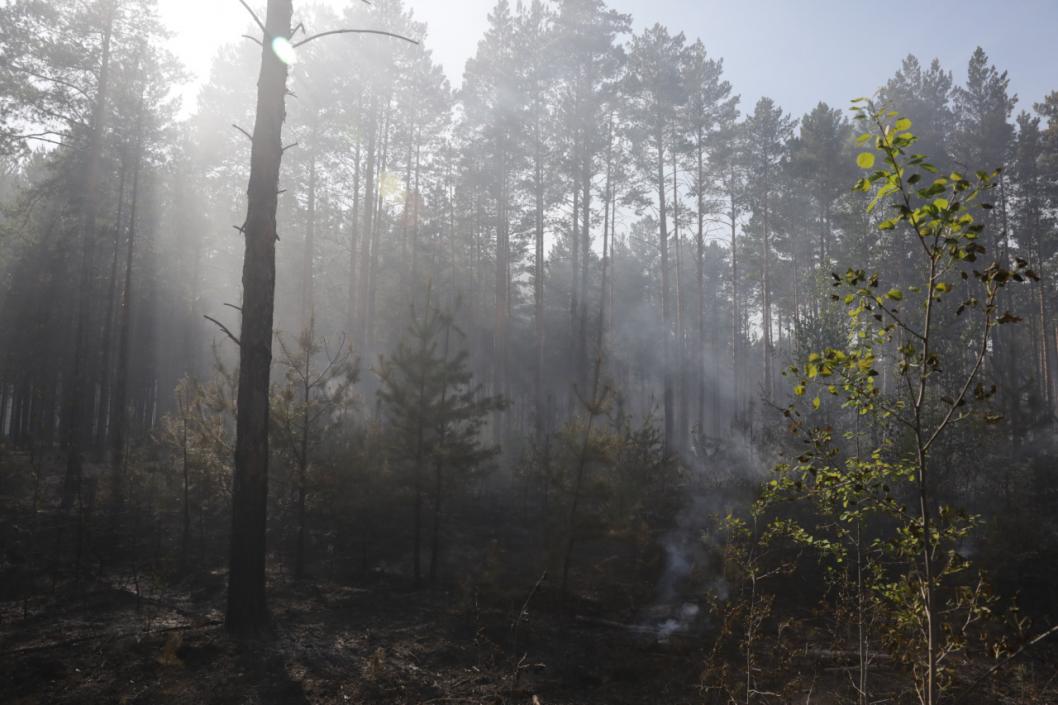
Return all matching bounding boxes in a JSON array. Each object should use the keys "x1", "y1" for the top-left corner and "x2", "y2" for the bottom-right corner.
[
  {"x1": 0, "y1": 569, "x2": 709, "y2": 705},
  {"x1": 3, "y1": 566, "x2": 1058, "y2": 704}
]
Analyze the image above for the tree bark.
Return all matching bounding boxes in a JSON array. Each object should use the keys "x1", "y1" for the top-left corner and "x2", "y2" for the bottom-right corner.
[{"x1": 226, "y1": 0, "x2": 293, "y2": 638}]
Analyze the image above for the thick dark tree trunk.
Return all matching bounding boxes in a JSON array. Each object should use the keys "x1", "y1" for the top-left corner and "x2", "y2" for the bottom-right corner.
[{"x1": 226, "y1": 0, "x2": 293, "y2": 638}]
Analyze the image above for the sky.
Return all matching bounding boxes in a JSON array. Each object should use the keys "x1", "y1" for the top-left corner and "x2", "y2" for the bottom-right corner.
[{"x1": 159, "y1": 0, "x2": 1058, "y2": 120}]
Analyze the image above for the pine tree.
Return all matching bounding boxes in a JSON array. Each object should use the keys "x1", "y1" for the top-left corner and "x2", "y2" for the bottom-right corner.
[
  {"x1": 625, "y1": 23, "x2": 687, "y2": 452},
  {"x1": 742, "y1": 96, "x2": 794, "y2": 403},
  {"x1": 378, "y1": 294, "x2": 505, "y2": 586}
]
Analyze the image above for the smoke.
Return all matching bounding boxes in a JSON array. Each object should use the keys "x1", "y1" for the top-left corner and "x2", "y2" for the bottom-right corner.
[{"x1": 640, "y1": 427, "x2": 766, "y2": 641}]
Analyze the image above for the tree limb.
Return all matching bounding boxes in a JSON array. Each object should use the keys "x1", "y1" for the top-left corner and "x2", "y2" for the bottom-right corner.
[
  {"x1": 204, "y1": 315, "x2": 241, "y2": 347},
  {"x1": 236, "y1": 0, "x2": 267, "y2": 35},
  {"x1": 959, "y1": 623, "x2": 1058, "y2": 696},
  {"x1": 293, "y1": 28, "x2": 419, "y2": 48}
]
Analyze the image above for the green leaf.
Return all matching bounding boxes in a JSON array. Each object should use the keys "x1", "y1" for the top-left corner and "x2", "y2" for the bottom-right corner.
[
  {"x1": 856, "y1": 152, "x2": 876, "y2": 169},
  {"x1": 894, "y1": 117, "x2": 912, "y2": 132},
  {"x1": 887, "y1": 288, "x2": 903, "y2": 301},
  {"x1": 812, "y1": 397, "x2": 821, "y2": 410}
]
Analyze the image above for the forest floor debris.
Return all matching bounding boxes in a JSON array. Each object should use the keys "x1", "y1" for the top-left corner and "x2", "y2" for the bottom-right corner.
[{"x1": 0, "y1": 572, "x2": 704, "y2": 705}]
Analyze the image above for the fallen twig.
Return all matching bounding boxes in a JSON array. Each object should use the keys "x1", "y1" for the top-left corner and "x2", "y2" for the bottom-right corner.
[{"x1": 3, "y1": 619, "x2": 222, "y2": 656}]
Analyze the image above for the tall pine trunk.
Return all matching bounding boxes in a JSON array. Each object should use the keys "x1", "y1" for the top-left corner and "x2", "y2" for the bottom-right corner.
[
  {"x1": 656, "y1": 128, "x2": 673, "y2": 452},
  {"x1": 533, "y1": 121, "x2": 546, "y2": 438},
  {"x1": 226, "y1": 0, "x2": 293, "y2": 637},
  {"x1": 111, "y1": 103, "x2": 145, "y2": 515}
]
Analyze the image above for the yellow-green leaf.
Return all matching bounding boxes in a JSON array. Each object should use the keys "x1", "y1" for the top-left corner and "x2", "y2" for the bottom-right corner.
[
  {"x1": 856, "y1": 152, "x2": 876, "y2": 169},
  {"x1": 894, "y1": 117, "x2": 912, "y2": 132}
]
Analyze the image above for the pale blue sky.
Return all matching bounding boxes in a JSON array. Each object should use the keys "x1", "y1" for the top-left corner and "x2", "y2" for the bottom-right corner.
[
  {"x1": 609, "y1": 0, "x2": 1058, "y2": 117},
  {"x1": 161, "y1": 0, "x2": 1058, "y2": 119}
]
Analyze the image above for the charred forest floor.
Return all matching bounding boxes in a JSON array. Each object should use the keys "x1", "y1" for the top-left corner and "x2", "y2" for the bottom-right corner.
[
  {"x1": 3, "y1": 565, "x2": 1056, "y2": 705},
  {"x1": 0, "y1": 567, "x2": 711, "y2": 705},
  {"x1": 1, "y1": 448, "x2": 1057, "y2": 705}
]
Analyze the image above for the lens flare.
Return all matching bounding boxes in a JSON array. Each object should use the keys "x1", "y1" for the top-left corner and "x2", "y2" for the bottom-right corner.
[{"x1": 271, "y1": 36, "x2": 297, "y2": 65}]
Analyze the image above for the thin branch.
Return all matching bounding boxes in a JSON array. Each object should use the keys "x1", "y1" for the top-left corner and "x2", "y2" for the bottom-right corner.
[
  {"x1": 232, "y1": 124, "x2": 253, "y2": 142},
  {"x1": 241, "y1": 34, "x2": 263, "y2": 46},
  {"x1": 236, "y1": 0, "x2": 267, "y2": 35},
  {"x1": 282, "y1": 142, "x2": 299, "y2": 152},
  {"x1": 922, "y1": 297, "x2": 995, "y2": 454},
  {"x1": 13, "y1": 66, "x2": 92, "y2": 101},
  {"x1": 223, "y1": 302, "x2": 243, "y2": 313},
  {"x1": 960, "y1": 623, "x2": 1058, "y2": 696},
  {"x1": 204, "y1": 315, "x2": 241, "y2": 347},
  {"x1": 872, "y1": 296, "x2": 926, "y2": 342},
  {"x1": 19, "y1": 134, "x2": 69, "y2": 148},
  {"x1": 293, "y1": 28, "x2": 419, "y2": 48},
  {"x1": 311, "y1": 333, "x2": 349, "y2": 388}
]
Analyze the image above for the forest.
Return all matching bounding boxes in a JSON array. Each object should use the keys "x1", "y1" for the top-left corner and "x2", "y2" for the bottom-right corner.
[{"x1": 0, "y1": 0, "x2": 1057, "y2": 703}]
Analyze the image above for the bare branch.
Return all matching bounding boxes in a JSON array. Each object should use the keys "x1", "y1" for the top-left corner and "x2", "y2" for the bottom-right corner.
[
  {"x1": 18, "y1": 134, "x2": 70, "y2": 149},
  {"x1": 223, "y1": 303, "x2": 243, "y2": 313},
  {"x1": 232, "y1": 124, "x2": 253, "y2": 142},
  {"x1": 282, "y1": 142, "x2": 299, "y2": 152},
  {"x1": 293, "y1": 28, "x2": 419, "y2": 49},
  {"x1": 959, "y1": 623, "x2": 1058, "y2": 697},
  {"x1": 241, "y1": 34, "x2": 263, "y2": 47},
  {"x1": 204, "y1": 315, "x2": 241, "y2": 347},
  {"x1": 13, "y1": 65, "x2": 92, "y2": 101},
  {"x1": 922, "y1": 300, "x2": 996, "y2": 454},
  {"x1": 236, "y1": 0, "x2": 267, "y2": 35}
]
